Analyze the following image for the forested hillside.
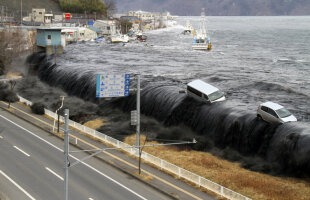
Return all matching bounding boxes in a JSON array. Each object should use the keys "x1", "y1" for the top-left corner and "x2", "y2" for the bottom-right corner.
[
  {"x1": 115, "y1": 0, "x2": 310, "y2": 16},
  {"x1": 0, "y1": 0, "x2": 62, "y2": 17},
  {"x1": 0, "y1": 0, "x2": 107, "y2": 18},
  {"x1": 57, "y1": 0, "x2": 106, "y2": 15}
]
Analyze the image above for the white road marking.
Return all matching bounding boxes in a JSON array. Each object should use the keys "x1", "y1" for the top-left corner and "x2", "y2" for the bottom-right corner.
[
  {"x1": 45, "y1": 167, "x2": 63, "y2": 181},
  {"x1": 89, "y1": 198, "x2": 94, "y2": 200},
  {"x1": 13, "y1": 146, "x2": 30, "y2": 157},
  {"x1": 0, "y1": 170, "x2": 36, "y2": 200},
  {"x1": 0, "y1": 135, "x2": 3, "y2": 139},
  {"x1": 0, "y1": 115, "x2": 148, "y2": 200}
]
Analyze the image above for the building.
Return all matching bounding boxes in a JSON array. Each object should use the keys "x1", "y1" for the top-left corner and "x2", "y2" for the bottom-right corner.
[
  {"x1": 61, "y1": 28, "x2": 78, "y2": 44},
  {"x1": 93, "y1": 20, "x2": 116, "y2": 35},
  {"x1": 120, "y1": 16, "x2": 140, "y2": 23},
  {"x1": 128, "y1": 11, "x2": 172, "y2": 21},
  {"x1": 127, "y1": 11, "x2": 171, "y2": 29},
  {"x1": 23, "y1": 9, "x2": 54, "y2": 24},
  {"x1": 77, "y1": 27, "x2": 97, "y2": 41},
  {"x1": 36, "y1": 28, "x2": 64, "y2": 55},
  {"x1": 88, "y1": 26, "x2": 102, "y2": 36},
  {"x1": 61, "y1": 27, "x2": 98, "y2": 44}
]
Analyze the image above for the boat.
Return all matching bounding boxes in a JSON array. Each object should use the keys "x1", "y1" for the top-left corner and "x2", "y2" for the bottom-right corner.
[
  {"x1": 183, "y1": 20, "x2": 194, "y2": 35},
  {"x1": 111, "y1": 32, "x2": 129, "y2": 43},
  {"x1": 192, "y1": 8, "x2": 212, "y2": 51},
  {"x1": 110, "y1": 28, "x2": 129, "y2": 43},
  {"x1": 136, "y1": 32, "x2": 147, "y2": 42}
]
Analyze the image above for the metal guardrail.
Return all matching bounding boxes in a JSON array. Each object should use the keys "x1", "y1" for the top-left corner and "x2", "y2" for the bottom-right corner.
[{"x1": 19, "y1": 96, "x2": 251, "y2": 200}]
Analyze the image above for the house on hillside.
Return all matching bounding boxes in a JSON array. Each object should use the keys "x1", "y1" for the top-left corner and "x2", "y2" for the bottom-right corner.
[{"x1": 23, "y1": 8, "x2": 54, "y2": 24}]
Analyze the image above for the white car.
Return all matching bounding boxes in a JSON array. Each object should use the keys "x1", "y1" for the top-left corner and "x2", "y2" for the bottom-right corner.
[
  {"x1": 257, "y1": 101, "x2": 297, "y2": 124},
  {"x1": 187, "y1": 79, "x2": 226, "y2": 103}
]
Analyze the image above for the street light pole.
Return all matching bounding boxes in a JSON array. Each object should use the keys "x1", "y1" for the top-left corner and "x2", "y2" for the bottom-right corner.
[{"x1": 64, "y1": 109, "x2": 69, "y2": 200}]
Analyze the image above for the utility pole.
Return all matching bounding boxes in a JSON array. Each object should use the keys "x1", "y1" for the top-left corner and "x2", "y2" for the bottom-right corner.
[
  {"x1": 64, "y1": 109, "x2": 69, "y2": 200},
  {"x1": 136, "y1": 74, "x2": 140, "y2": 156},
  {"x1": 20, "y1": 0, "x2": 22, "y2": 25},
  {"x1": 1, "y1": 6, "x2": 3, "y2": 26}
]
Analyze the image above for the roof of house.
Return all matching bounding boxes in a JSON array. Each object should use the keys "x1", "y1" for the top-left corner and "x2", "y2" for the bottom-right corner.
[{"x1": 88, "y1": 26, "x2": 101, "y2": 33}]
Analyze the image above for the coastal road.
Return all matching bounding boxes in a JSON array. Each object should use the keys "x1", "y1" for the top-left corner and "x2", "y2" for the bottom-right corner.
[{"x1": 0, "y1": 110, "x2": 173, "y2": 200}]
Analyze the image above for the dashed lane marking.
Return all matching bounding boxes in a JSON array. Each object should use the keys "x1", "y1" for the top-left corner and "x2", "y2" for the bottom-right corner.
[
  {"x1": 0, "y1": 170, "x2": 36, "y2": 200},
  {"x1": 45, "y1": 167, "x2": 63, "y2": 181},
  {"x1": 13, "y1": 146, "x2": 30, "y2": 157},
  {"x1": 1, "y1": 102, "x2": 204, "y2": 200}
]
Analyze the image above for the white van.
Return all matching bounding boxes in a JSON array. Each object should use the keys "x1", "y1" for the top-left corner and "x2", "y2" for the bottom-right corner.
[{"x1": 187, "y1": 80, "x2": 226, "y2": 103}]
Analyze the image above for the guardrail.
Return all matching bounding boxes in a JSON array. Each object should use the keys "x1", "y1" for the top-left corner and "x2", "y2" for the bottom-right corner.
[{"x1": 19, "y1": 96, "x2": 251, "y2": 200}]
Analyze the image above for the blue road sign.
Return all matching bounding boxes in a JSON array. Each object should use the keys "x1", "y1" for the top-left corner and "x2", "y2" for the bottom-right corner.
[{"x1": 96, "y1": 74, "x2": 130, "y2": 98}]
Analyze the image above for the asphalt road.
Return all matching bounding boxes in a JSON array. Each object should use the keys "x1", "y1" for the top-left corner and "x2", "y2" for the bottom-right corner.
[{"x1": 0, "y1": 110, "x2": 174, "y2": 200}]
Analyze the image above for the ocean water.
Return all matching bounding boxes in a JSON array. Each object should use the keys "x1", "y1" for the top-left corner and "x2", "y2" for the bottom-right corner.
[
  {"x1": 25, "y1": 16, "x2": 310, "y2": 175},
  {"x1": 57, "y1": 16, "x2": 310, "y2": 121}
]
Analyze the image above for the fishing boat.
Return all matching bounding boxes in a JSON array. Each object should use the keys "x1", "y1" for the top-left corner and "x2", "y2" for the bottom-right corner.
[
  {"x1": 183, "y1": 20, "x2": 194, "y2": 35},
  {"x1": 110, "y1": 25, "x2": 129, "y2": 43},
  {"x1": 192, "y1": 8, "x2": 212, "y2": 51},
  {"x1": 110, "y1": 31, "x2": 129, "y2": 43}
]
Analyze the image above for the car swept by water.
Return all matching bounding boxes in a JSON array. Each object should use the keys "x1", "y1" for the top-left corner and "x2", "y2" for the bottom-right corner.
[
  {"x1": 257, "y1": 101, "x2": 297, "y2": 124},
  {"x1": 187, "y1": 79, "x2": 225, "y2": 103}
]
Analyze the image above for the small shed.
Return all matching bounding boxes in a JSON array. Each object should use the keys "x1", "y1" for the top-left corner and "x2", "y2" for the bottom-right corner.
[{"x1": 36, "y1": 28, "x2": 64, "y2": 55}]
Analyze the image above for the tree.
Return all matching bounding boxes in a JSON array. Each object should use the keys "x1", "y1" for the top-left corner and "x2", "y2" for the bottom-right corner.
[
  {"x1": 0, "y1": 29, "x2": 26, "y2": 75},
  {"x1": 102, "y1": 0, "x2": 117, "y2": 17}
]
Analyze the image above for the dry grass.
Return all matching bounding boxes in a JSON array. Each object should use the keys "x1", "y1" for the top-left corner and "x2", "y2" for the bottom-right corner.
[
  {"x1": 17, "y1": 102, "x2": 31, "y2": 110},
  {"x1": 83, "y1": 119, "x2": 107, "y2": 130},
  {"x1": 133, "y1": 171, "x2": 154, "y2": 181},
  {"x1": 124, "y1": 134, "x2": 310, "y2": 200},
  {"x1": 5, "y1": 71, "x2": 23, "y2": 79}
]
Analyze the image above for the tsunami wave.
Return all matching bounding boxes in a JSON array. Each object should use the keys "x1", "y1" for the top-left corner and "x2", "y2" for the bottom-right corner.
[{"x1": 25, "y1": 52, "x2": 310, "y2": 177}]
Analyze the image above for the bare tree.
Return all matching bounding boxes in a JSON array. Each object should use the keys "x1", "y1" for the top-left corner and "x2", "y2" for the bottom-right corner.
[
  {"x1": 0, "y1": 28, "x2": 26, "y2": 75},
  {"x1": 102, "y1": 0, "x2": 117, "y2": 17}
]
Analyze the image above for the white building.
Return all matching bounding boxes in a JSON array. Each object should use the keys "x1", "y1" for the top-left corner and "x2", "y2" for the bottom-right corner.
[
  {"x1": 93, "y1": 20, "x2": 116, "y2": 35},
  {"x1": 23, "y1": 8, "x2": 54, "y2": 24}
]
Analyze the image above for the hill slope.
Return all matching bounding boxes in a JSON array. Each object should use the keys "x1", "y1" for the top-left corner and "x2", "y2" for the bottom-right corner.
[
  {"x1": 115, "y1": 0, "x2": 310, "y2": 16},
  {"x1": 0, "y1": 0, "x2": 62, "y2": 18}
]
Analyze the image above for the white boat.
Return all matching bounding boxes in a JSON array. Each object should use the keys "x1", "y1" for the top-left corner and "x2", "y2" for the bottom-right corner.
[
  {"x1": 192, "y1": 8, "x2": 212, "y2": 51},
  {"x1": 111, "y1": 33, "x2": 129, "y2": 43},
  {"x1": 110, "y1": 29, "x2": 129, "y2": 43},
  {"x1": 183, "y1": 20, "x2": 194, "y2": 35}
]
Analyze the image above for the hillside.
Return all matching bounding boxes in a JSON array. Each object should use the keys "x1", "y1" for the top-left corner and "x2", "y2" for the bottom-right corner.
[
  {"x1": 115, "y1": 0, "x2": 310, "y2": 16},
  {"x1": 0, "y1": 0, "x2": 62, "y2": 18}
]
